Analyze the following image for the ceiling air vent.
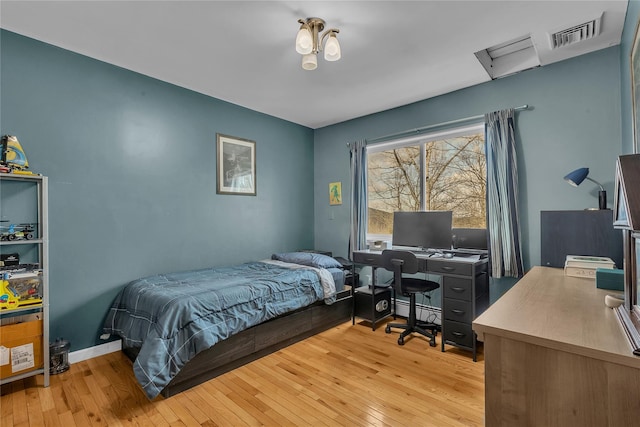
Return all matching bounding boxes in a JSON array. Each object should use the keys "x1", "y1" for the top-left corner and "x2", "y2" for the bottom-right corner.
[
  {"x1": 549, "y1": 16, "x2": 601, "y2": 49},
  {"x1": 474, "y1": 34, "x2": 540, "y2": 79}
]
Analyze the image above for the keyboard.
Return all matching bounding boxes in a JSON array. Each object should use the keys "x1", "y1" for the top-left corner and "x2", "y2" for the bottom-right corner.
[{"x1": 391, "y1": 245, "x2": 439, "y2": 253}]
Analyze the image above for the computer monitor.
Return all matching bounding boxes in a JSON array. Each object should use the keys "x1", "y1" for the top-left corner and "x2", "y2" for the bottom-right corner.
[
  {"x1": 392, "y1": 211, "x2": 453, "y2": 250},
  {"x1": 452, "y1": 228, "x2": 488, "y2": 250}
]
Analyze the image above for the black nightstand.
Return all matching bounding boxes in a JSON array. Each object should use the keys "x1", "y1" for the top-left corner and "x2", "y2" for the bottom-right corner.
[
  {"x1": 353, "y1": 285, "x2": 392, "y2": 331},
  {"x1": 344, "y1": 271, "x2": 359, "y2": 288},
  {"x1": 333, "y1": 256, "x2": 358, "y2": 288}
]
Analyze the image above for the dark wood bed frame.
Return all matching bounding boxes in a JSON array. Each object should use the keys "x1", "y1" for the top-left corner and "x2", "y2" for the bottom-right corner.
[{"x1": 123, "y1": 288, "x2": 353, "y2": 398}]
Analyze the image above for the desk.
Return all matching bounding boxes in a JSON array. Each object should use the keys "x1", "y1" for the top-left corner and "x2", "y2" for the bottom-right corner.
[
  {"x1": 473, "y1": 266, "x2": 640, "y2": 426},
  {"x1": 353, "y1": 249, "x2": 489, "y2": 360}
]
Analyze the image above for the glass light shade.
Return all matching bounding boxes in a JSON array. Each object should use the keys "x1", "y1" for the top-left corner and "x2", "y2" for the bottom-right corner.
[
  {"x1": 324, "y1": 34, "x2": 341, "y2": 61},
  {"x1": 302, "y1": 53, "x2": 318, "y2": 70},
  {"x1": 296, "y1": 27, "x2": 313, "y2": 54}
]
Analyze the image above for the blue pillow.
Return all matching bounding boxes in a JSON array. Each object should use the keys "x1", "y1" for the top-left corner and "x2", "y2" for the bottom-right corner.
[{"x1": 271, "y1": 252, "x2": 342, "y2": 269}]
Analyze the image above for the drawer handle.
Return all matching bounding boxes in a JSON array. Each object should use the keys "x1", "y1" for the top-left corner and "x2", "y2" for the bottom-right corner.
[
  {"x1": 451, "y1": 309, "x2": 465, "y2": 315},
  {"x1": 450, "y1": 287, "x2": 465, "y2": 293},
  {"x1": 451, "y1": 331, "x2": 466, "y2": 338},
  {"x1": 441, "y1": 266, "x2": 455, "y2": 272}
]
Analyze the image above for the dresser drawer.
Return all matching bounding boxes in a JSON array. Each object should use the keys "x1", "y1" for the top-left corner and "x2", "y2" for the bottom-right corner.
[
  {"x1": 443, "y1": 298, "x2": 473, "y2": 323},
  {"x1": 427, "y1": 259, "x2": 472, "y2": 276},
  {"x1": 443, "y1": 319, "x2": 474, "y2": 349},
  {"x1": 443, "y1": 276, "x2": 472, "y2": 301},
  {"x1": 352, "y1": 251, "x2": 382, "y2": 266}
]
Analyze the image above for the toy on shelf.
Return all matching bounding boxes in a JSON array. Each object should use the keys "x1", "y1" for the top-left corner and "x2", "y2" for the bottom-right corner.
[
  {"x1": 1, "y1": 135, "x2": 38, "y2": 175},
  {"x1": 0, "y1": 253, "x2": 40, "y2": 273},
  {"x1": 0, "y1": 263, "x2": 40, "y2": 273},
  {"x1": 0, "y1": 269, "x2": 43, "y2": 310},
  {"x1": 0, "y1": 222, "x2": 37, "y2": 241}
]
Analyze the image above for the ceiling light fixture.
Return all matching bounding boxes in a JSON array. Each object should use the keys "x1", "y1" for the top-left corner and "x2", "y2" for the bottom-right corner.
[{"x1": 295, "y1": 17, "x2": 340, "y2": 70}]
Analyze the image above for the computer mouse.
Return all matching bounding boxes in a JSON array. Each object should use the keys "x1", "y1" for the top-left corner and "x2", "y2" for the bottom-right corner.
[{"x1": 443, "y1": 252, "x2": 454, "y2": 259}]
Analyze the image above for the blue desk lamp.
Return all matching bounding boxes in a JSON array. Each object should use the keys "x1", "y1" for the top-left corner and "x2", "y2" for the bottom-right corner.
[{"x1": 563, "y1": 167, "x2": 607, "y2": 209}]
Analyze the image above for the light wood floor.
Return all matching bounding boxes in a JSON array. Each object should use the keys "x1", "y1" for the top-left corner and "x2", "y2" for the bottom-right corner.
[{"x1": 1, "y1": 319, "x2": 485, "y2": 426}]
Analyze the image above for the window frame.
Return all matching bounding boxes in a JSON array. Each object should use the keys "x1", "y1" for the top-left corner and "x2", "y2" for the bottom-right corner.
[{"x1": 365, "y1": 122, "x2": 485, "y2": 242}]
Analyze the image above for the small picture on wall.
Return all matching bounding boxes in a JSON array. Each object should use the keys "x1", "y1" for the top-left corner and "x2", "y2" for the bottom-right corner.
[
  {"x1": 216, "y1": 133, "x2": 256, "y2": 195},
  {"x1": 329, "y1": 182, "x2": 342, "y2": 205}
]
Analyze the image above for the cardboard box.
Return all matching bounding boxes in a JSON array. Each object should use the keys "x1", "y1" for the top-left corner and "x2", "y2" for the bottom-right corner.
[
  {"x1": 564, "y1": 255, "x2": 616, "y2": 279},
  {"x1": 0, "y1": 318, "x2": 43, "y2": 379},
  {"x1": 565, "y1": 255, "x2": 616, "y2": 268}
]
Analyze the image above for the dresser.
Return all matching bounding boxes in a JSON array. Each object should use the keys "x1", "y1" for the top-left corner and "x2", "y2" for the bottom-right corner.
[
  {"x1": 433, "y1": 257, "x2": 489, "y2": 361},
  {"x1": 474, "y1": 266, "x2": 640, "y2": 426}
]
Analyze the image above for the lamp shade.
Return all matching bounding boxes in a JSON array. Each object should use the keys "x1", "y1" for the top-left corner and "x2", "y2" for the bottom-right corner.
[
  {"x1": 296, "y1": 26, "x2": 313, "y2": 54},
  {"x1": 324, "y1": 34, "x2": 341, "y2": 61},
  {"x1": 564, "y1": 167, "x2": 589, "y2": 187},
  {"x1": 302, "y1": 53, "x2": 318, "y2": 70},
  {"x1": 564, "y1": 166, "x2": 607, "y2": 209}
]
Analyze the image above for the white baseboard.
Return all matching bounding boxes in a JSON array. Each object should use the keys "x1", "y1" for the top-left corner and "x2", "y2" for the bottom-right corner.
[
  {"x1": 394, "y1": 299, "x2": 442, "y2": 325},
  {"x1": 69, "y1": 339, "x2": 122, "y2": 364}
]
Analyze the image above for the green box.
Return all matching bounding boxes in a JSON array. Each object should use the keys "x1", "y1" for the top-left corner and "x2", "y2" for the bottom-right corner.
[{"x1": 596, "y1": 268, "x2": 624, "y2": 291}]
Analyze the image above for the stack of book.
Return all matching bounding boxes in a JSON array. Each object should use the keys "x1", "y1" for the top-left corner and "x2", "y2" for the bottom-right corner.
[{"x1": 564, "y1": 255, "x2": 616, "y2": 279}]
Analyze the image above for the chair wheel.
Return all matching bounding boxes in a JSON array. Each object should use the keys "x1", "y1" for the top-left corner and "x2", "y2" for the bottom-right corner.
[
  {"x1": 398, "y1": 337, "x2": 405, "y2": 345},
  {"x1": 385, "y1": 325, "x2": 391, "y2": 334},
  {"x1": 430, "y1": 338, "x2": 437, "y2": 347}
]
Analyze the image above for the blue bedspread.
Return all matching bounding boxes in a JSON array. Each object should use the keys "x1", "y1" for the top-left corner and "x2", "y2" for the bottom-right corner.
[{"x1": 103, "y1": 261, "x2": 336, "y2": 399}]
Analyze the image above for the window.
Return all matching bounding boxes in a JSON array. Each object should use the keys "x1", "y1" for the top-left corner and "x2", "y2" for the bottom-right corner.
[{"x1": 367, "y1": 123, "x2": 485, "y2": 239}]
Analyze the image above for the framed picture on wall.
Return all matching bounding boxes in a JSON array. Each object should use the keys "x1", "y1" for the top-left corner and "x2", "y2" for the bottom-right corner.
[
  {"x1": 329, "y1": 181, "x2": 342, "y2": 205},
  {"x1": 329, "y1": 182, "x2": 342, "y2": 205},
  {"x1": 631, "y1": 19, "x2": 640, "y2": 154},
  {"x1": 216, "y1": 133, "x2": 256, "y2": 195}
]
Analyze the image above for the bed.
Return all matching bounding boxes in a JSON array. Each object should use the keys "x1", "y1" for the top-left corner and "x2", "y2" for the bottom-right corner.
[{"x1": 103, "y1": 252, "x2": 353, "y2": 399}]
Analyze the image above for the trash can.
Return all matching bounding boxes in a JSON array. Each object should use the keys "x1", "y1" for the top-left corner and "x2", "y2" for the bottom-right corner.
[{"x1": 49, "y1": 338, "x2": 70, "y2": 374}]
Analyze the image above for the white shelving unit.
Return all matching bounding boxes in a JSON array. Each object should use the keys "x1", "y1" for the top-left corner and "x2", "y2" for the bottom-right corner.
[{"x1": 0, "y1": 173, "x2": 49, "y2": 387}]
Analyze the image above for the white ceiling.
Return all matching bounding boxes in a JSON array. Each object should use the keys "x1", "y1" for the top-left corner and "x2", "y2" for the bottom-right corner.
[{"x1": 0, "y1": 1, "x2": 629, "y2": 129}]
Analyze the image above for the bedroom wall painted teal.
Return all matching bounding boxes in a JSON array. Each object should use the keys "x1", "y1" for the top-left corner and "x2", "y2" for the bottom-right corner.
[
  {"x1": 1, "y1": 9, "x2": 635, "y2": 352},
  {"x1": 0, "y1": 30, "x2": 315, "y2": 351},
  {"x1": 313, "y1": 46, "x2": 623, "y2": 281}
]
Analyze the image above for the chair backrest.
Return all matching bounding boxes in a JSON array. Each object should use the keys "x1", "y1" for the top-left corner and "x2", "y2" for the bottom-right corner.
[{"x1": 381, "y1": 250, "x2": 418, "y2": 294}]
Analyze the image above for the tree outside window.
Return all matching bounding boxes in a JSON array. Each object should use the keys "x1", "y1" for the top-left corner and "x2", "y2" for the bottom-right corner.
[{"x1": 367, "y1": 127, "x2": 486, "y2": 236}]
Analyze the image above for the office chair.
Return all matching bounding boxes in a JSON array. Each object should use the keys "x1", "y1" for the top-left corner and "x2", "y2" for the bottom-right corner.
[{"x1": 382, "y1": 250, "x2": 439, "y2": 347}]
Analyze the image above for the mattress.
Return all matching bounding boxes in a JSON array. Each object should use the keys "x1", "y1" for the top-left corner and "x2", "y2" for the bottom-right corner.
[{"x1": 103, "y1": 260, "x2": 337, "y2": 399}]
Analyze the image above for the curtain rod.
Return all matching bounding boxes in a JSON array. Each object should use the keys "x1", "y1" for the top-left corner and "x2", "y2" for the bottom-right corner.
[{"x1": 347, "y1": 104, "x2": 530, "y2": 147}]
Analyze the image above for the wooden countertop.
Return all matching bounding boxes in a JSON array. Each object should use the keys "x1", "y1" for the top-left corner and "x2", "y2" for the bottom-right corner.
[{"x1": 473, "y1": 266, "x2": 640, "y2": 369}]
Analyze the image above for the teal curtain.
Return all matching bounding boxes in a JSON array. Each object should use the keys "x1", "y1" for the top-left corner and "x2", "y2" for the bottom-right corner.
[
  {"x1": 485, "y1": 109, "x2": 524, "y2": 278},
  {"x1": 349, "y1": 139, "x2": 368, "y2": 258}
]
